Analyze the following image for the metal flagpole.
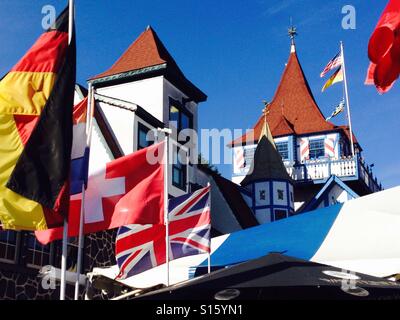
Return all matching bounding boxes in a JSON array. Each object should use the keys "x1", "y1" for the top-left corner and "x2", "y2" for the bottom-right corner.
[
  {"x1": 157, "y1": 128, "x2": 171, "y2": 286},
  {"x1": 340, "y1": 41, "x2": 355, "y2": 157},
  {"x1": 60, "y1": 0, "x2": 74, "y2": 301},
  {"x1": 207, "y1": 182, "x2": 211, "y2": 274},
  {"x1": 164, "y1": 132, "x2": 170, "y2": 286},
  {"x1": 74, "y1": 84, "x2": 94, "y2": 300},
  {"x1": 60, "y1": 218, "x2": 68, "y2": 300},
  {"x1": 73, "y1": 185, "x2": 85, "y2": 300}
]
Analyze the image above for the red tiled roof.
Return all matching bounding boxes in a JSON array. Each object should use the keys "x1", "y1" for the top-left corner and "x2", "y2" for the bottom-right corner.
[
  {"x1": 271, "y1": 115, "x2": 295, "y2": 136},
  {"x1": 91, "y1": 26, "x2": 185, "y2": 80},
  {"x1": 90, "y1": 26, "x2": 207, "y2": 102},
  {"x1": 232, "y1": 50, "x2": 337, "y2": 146}
]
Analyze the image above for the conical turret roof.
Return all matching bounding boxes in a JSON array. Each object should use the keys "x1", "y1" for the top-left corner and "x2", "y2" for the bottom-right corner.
[{"x1": 241, "y1": 121, "x2": 292, "y2": 186}]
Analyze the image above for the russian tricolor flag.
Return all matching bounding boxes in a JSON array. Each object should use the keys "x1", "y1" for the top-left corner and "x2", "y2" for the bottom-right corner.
[{"x1": 70, "y1": 97, "x2": 90, "y2": 195}]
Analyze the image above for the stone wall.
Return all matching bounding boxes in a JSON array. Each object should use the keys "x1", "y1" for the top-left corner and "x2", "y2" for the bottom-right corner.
[{"x1": 0, "y1": 229, "x2": 117, "y2": 300}]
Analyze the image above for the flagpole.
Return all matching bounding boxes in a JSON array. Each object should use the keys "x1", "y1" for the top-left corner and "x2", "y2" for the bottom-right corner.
[
  {"x1": 73, "y1": 185, "x2": 85, "y2": 300},
  {"x1": 207, "y1": 182, "x2": 211, "y2": 274},
  {"x1": 60, "y1": 0, "x2": 74, "y2": 301},
  {"x1": 158, "y1": 128, "x2": 171, "y2": 286},
  {"x1": 165, "y1": 134, "x2": 169, "y2": 286},
  {"x1": 60, "y1": 219, "x2": 68, "y2": 300},
  {"x1": 340, "y1": 41, "x2": 355, "y2": 157},
  {"x1": 73, "y1": 84, "x2": 94, "y2": 300}
]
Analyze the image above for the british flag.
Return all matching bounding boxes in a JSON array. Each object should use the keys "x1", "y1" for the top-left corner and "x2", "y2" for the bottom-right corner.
[{"x1": 115, "y1": 186, "x2": 211, "y2": 279}]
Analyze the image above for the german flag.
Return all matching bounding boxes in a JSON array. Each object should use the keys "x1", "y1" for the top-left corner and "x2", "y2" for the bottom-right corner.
[
  {"x1": 321, "y1": 67, "x2": 343, "y2": 92},
  {"x1": 0, "y1": 7, "x2": 76, "y2": 231}
]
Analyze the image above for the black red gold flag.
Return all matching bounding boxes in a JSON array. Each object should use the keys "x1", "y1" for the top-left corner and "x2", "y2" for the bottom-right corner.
[{"x1": 0, "y1": 7, "x2": 75, "y2": 230}]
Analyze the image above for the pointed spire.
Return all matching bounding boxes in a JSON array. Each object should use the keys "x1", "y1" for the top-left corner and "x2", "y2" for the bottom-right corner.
[
  {"x1": 230, "y1": 35, "x2": 335, "y2": 147},
  {"x1": 241, "y1": 135, "x2": 292, "y2": 186}
]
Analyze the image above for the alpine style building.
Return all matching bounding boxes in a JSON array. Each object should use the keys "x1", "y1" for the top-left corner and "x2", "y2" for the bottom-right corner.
[
  {"x1": 88, "y1": 25, "x2": 207, "y2": 197},
  {"x1": 0, "y1": 26, "x2": 208, "y2": 300},
  {"x1": 230, "y1": 37, "x2": 382, "y2": 213},
  {"x1": 0, "y1": 26, "x2": 383, "y2": 299}
]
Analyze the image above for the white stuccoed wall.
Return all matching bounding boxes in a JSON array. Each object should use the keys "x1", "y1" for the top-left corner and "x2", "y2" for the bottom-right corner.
[
  {"x1": 96, "y1": 76, "x2": 165, "y2": 122},
  {"x1": 97, "y1": 101, "x2": 135, "y2": 155},
  {"x1": 90, "y1": 75, "x2": 202, "y2": 197}
]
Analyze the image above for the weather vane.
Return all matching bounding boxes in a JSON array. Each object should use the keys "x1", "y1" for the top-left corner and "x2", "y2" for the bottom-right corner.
[
  {"x1": 262, "y1": 100, "x2": 270, "y2": 114},
  {"x1": 288, "y1": 17, "x2": 297, "y2": 45}
]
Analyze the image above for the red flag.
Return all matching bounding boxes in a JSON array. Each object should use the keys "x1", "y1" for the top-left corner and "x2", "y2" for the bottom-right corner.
[
  {"x1": 366, "y1": 0, "x2": 400, "y2": 93},
  {"x1": 35, "y1": 142, "x2": 165, "y2": 244}
]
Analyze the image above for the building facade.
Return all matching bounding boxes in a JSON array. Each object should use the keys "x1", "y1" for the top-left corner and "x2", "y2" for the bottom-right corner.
[
  {"x1": 0, "y1": 26, "x2": 208, "y2": 300},
  {"x1": 230, "y1": 40, "x2": 382, "y2": 211},
  {"x1": 239, "y1": 122, "x2": 295, "y2": 224},
  {"x1": 0, "y1": 27, "x2": 385, "y2": 300}
]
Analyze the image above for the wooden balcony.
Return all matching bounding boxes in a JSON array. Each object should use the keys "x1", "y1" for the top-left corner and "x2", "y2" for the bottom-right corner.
[{"x1": 285, "y1": 156, "x2": 382, "y2": 193}]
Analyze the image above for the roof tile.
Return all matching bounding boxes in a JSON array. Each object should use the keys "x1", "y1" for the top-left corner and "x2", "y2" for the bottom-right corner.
[
  {"x1": 232, "y1": 50, "x2": 340, "y2": 145},
  {"x1": 91, "y1": 26, "x2": 184, "y2": 80}
]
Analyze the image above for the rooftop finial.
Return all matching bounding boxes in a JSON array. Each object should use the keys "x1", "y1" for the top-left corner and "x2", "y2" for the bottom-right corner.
[
  {"x1": 259, "y1": 101, "x2": 275, "y2": 147},
  {"x1": 262, "y1": 100, "x2": 270, "y2": 123},
  {"x1": 288, "y1": 18, "x2": 297, "y2": 53}
]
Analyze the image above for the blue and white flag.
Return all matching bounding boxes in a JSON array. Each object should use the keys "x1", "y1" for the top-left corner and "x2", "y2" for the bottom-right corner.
[
  {"x1": 325, "y1": 100, "x2": 345, "y2": 121},
  {"x1": 197, "y1": 187, "x2": 400, "y2": 278}
]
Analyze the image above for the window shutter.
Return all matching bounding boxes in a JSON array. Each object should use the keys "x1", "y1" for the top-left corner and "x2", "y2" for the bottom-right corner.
[{"x1": 299, "y1": 138, "x2": 309, "y2": 161}]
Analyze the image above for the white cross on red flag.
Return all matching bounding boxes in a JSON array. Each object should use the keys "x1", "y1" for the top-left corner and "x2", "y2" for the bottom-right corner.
[{"x1": 35, "y1": 141, "x2": 165, "y2": 245}]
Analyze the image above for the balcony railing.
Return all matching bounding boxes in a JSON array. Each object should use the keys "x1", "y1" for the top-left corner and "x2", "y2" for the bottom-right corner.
[{"x1": 285, "y1": 156, "x2": 382, "y2": 193}]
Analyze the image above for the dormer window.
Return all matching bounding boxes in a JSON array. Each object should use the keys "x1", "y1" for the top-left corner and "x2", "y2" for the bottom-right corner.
[{"x1": 309, "y1": 139, "x2": 325, "y2": 159}]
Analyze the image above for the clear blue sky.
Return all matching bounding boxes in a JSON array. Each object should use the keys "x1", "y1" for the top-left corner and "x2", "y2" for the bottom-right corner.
[{"x1": 1, "y1": 0, "x2": 399, "y2": 188}]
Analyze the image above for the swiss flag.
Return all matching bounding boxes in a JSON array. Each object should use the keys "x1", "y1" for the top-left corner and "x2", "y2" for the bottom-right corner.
[
  {"x1": 366, "y1": 0, "x2": 400, "y2": 93},
  {"x1": 35, "y1": 142, "x2": 165, "y2": 245}
]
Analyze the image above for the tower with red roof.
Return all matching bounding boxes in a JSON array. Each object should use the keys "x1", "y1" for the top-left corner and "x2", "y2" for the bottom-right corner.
[
  {"x1": 231, "y1": 32, "x2": 382, "y2": 212},
  {"x1": 88, "y1": 26, "x2": 207, "y2": 196}
]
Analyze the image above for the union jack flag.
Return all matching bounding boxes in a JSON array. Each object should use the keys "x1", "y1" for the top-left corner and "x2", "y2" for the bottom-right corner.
[
  {"x1": 115, "y1": 186, "x2": 211, "y2": 279},
  {"x1": 320, "y1": 52, "x2": 342, "y2": 77}
]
